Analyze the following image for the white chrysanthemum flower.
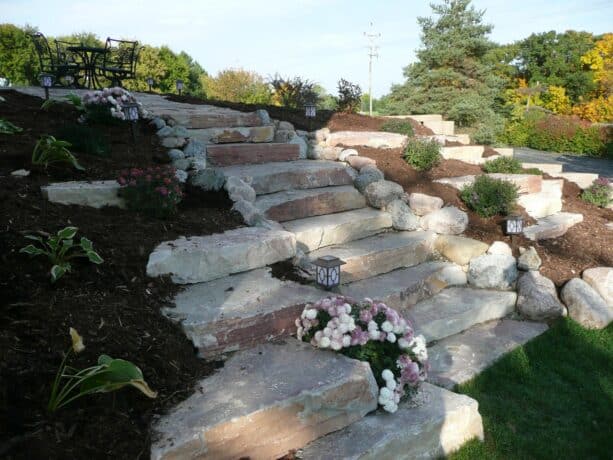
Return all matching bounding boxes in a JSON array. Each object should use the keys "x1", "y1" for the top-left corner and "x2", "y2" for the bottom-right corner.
[
  {"x1": 367, "y1": 321, "x2": 378, "y2": 331},
  {"x1": 314, "y1": 331, "x2": 323, "y2": 341},
  {"x1": 398, "y1": 338, "x2": 410, "y2": 349},
  {"x1": 368, "y1": 329, "x2": 380, "y2": 340},
  {"x1": 323, "y1": 327, "x2": 332, "y2": 337},
  {"x1": 345, "y1": 304, "x2": 351, "y2": 314},
  {"x1": 331, "y1": 340, "x2": 342, "y2": 351},
  {"x1": 297, "y1": 326, "x2": 304, "y2": 339},
  {"x1": 381, "y1": 321, "x2": 393, "y2": 333},
  {"x1": 305, "y1": 309, "x2": 318, "y2": 320},
  {"x1": 383, "y1": 402, "x2": 398, "y2": 413},
  {"x1": 379, "y1": 387, "x2": 392, "y2": 400},
  {"x1": 342, "y1": 335, "x2": 351, "y2": 347},
  {"x1": 319, "y1": 337, "x2": 331, "y2": 348},
  {"x1": 381, "y1": 369, "x2": 394, "y2": 382},
  {"x1": 339, "y1": 323, "x2": 348, "y2": 334},
  {"x1": 386, "y1": 378, "x2": 397, "y2": 390}
]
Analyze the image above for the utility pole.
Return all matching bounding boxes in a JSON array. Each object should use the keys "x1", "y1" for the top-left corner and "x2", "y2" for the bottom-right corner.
[{"x1": 364, "y1": 24, "x2": 380, "y2": 117}]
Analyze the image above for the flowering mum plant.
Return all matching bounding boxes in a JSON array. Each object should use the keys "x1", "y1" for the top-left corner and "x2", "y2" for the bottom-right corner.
[
  {"x1": 297, "y1": 296, "x2": 428, "y2": 413},
  {"x1": 118, "y1": 166, "x2": 183, "y2": 218},
  {"x1": 82, "y1": 87, "x2": 144, "y2": 122}
]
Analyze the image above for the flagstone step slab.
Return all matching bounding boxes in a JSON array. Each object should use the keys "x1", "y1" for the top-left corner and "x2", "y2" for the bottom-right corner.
[
  {"x1": 340, "y1": 261, "x2": 467, "y2": 310},
  {"x1": 308, "y1": 231, "x2": 437, "y2": 284},
  {"x1": 170, "y1": 110, "x2": 266, "y2": 129},
  {"x1": 220, "y1": 160, "x2": 356, "y2": 195},
  {"x1": 523, "y1": 212, "x2": 584, "y2": 241},
  {"x1": 255, "y1": 185, "x2": 367, "y2": 222},
  {"x1": 435, "y1": 174, "x2": 541, "y2": 194},
  {"x1": 206, "y1": 143, "x2": 301, "y2": 166},
  {"x1": 283, "y1": 208, "x2": 393, "y2": 252},
  {"x1": 188, "y1": 125, "x2": 274, "y2": 144},
  {"x1": 521, "y1": 162, "x2": 563, "y2": 175},
  {"x1": 164, "y1": 268, "x2": 325, "y2": 358},
  {"x1": 552, "y1": 172, "x2": 599, "y2": 189},
  {"x1": 427, "y1": 319, "x2": 548, "y2": 389},
  {"x1": 150, "y1": 340, "x2": 378, "y2": 460},
  {"x1": 300, "y1": 382, "x2": 483, "y2": 460},
  {"x1": 326, "y1": 130, "x2": 408, "y2": 149},
  {"x1": 407, "y1": 287, "x2": 517, "y2": 343},
  {"x1": 146, "y1": 227, "x2": 296, "y2": 284},
  {"x1": 41, "y1": 180, "x2": 124, "y2": 208},
  {"x1": 440, "y1": 145, "x2": 485, "y2": 164}
]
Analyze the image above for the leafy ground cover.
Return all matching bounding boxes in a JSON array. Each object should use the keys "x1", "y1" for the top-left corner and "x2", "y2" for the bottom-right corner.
[{"x1": 449, "y1": 319, "x2": 613, "y2": 460}]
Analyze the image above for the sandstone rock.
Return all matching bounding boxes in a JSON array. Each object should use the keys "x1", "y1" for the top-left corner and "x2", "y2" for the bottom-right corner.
[
  {"x1": 386, "y1": 199, "x2": 420, "y2": 231},
  {"x1": 582, "y1": 267, "x2": 612, "y2": 307},
  {"x1": 190, "y1": 168, "x2": 226, "y2": 191},
  {"x1": 327, "y1": 130, "x2": 408, "y2": 149},
  {"x1": 347, "y1": 155, "x2": 376, "y2": 170},
  {"x1": 41, "y1": 180, "x2": 124, "y2": 208},
  {"x1": 517, "y1": 246, "x2": 542, "y2": 271},
  {"x1": 363, "y1": 180, "x2": 405, "y2": 209},
  {"x1": 190, "y1": 126, "x2": 275, "y2": 144},
  {"x1": 224, "y1": 176, "x2": 256, "y2": 203},
  {"x1": 488, "y1": 241, "x2": 512, "y2": 256},
  {"x1": 354, "y1": 166, "x2": 384, "y2": 193},
  {"x1": 182, "y1": 139, "x2": 205, "y2": 157},
  {"x1": 486, "y1": 173, "x2": 542, "y2": 194},
  {"x1": 408, "y1": 192, "x2": 444, "y2": 216},
  {"x1": 232, "y1": 198, "x2": 264, "y2": 225},
  {"x1": 440, "y1": 145, "x2": 484, "y2": 163},
  {"x1": 278, "y1": 120, "x2": 294, "y2": 130},
  {"x1": 468, "y1": 254, "x2": 518, "y2": 290},
  {"x1": 435, "y1": 235, "x2": 489, "y2": 266},
  {"x1": 308, "y1": 144, "x2": 344, "y2": 160},
  {"x1": 553, "y1": 172, "x2": 599, "y2": 189},
  {"x1": 146, "y1": 227, "x2": 296, "y2": 284},
  {"x1": 561, "y1": 278, "x2": 613, "y2": 329},
  {"x1": 207, "y1": 143, "x2": 300, "y2": 166},
  {"x1": 339, "y1": 148, "x2": 359, "y2": 162},
  {"x1": 151, "y1": 340, "x2": 378, "y2": 460},
  {"x1": 434, "y1": 175, "x2": 476, "y2": 191},
  {"x1": 314, "y1": 127, "x2": 330, "y2": 142},
  {"x1": 523, "y1": 212, "x2": 584, "y2": 240},
  {"x1": 274, "y1": 130, "x2": 295, "y2": 143},
  {"x1": 420, "y1": 206, "x2": 468, "y2": 235},
  {"x1": 289, "y1": 134, "x2": 308, "y2": 159},
  {"x1": 517, "y1": 271, "x2": 566, "y2": 320}
]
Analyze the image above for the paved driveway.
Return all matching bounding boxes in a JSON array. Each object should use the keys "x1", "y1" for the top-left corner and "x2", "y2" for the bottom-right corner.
[{"x1": 513, "y1": 147, "x2": 613, "y2": 180}]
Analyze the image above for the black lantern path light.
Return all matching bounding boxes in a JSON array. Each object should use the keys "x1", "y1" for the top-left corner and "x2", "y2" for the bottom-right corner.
[
  {"x1": 504, "y1": 214, "x2": 524, "y2": 246},
  {"x1": 304, "y1": 100, "x2": 317, "y2": 131},
  {"x1": 122, "y1": 102, "x2": 139, "y2": 143},
  {"x1": 146, "y1": 76, "x2": 154, "y2": 92},
  {"x1": 313, "y1": 255, "x2": 346, "y2": 290},
  {"x1": 176, "y1": 79, "x2": 184, "y2": 96},
  {"x1": 39, "y1": 73, "x2": 54, "y2": 100}
]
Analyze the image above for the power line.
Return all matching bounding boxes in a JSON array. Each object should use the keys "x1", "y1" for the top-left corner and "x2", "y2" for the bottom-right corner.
[{"x1": 364, "y1": 23, "x2": 381, "y2": 117}]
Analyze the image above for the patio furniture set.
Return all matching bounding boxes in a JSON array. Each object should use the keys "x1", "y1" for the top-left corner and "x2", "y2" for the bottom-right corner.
[{"x1": 29, "y1": 32, "x2": 139, "y2": 89}]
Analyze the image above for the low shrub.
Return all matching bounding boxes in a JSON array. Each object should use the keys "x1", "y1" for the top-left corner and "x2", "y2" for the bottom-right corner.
[
  {"x1": 404, "y1": 138, "x2": 441, "y2": 171},
  {"x1": 269, "y1": 74, "x2": 317, "y2": 108},
  {"x1": 32, "y1": 135, "x2": 84, "y2": 170},
  {"x1": 118, "y1": 166, "x2": 183, "y2": 218},
  {"x1": 581, "y1": 178, "x2": 612, "y2": 208},
  {"x1": 56, "y1": 124, "x2": 110, "y2": 157},
  {"x1": 460, "y1": 175, "x2": 519, "y2": 218},
  {"x1": 336, "y1": 78, "x2": 362, "y2": 113},
  {"x1": 380, "y1": 119, "x2": 414, "y2": 136},
  {"x1": 523, "y1": 167, "x2": 544, "y2": 175},
  {"x1": 482, "y1": 156, "x2": 524, "y2": 174}
]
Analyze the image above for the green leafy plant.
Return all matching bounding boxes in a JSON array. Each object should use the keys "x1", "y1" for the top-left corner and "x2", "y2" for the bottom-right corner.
[
  {"x1": 404, "y1": 138, "x2": 441, "y2": 171},
  {"x1": 41, "y1": 93, "x2": 85, "y2": 111},
  {"x1": 56, "y1": 124, "x2": 110, "y2": 157},
  {"x1": 0, "y1": 118, "x2": 23, "y2": 134},
  {"x1": 20, "y1": 226, "x2": 103, "y2": 282},
  {"x1": 482, "y1": 156, "x2": 524, "y2": 174},
  {"x1": 118, "y1": 166, "x2": 183, "y2": 218},
  {"x1": 460, "y1": 175, "x2": 519, "y2": 218},
  {"x1": 380, "y1": 119, "x2": 414, "y2": 136},
  {"x1": 336, "y1": 78, "x2": 362, "y2": 113},
  {"x1": 32, "y1": 135, "x2": 84, "y2": 170},
  {"x1": 581, "y1": 178, "x2": 612, "y2": 208},
  {"x1": 48, "y1": 328, "x2": 157, "y2": 412}
]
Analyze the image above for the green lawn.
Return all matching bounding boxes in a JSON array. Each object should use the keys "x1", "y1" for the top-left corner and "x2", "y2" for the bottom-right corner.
[{"x1": 448, "y1": 318, "x2": 613, "y2": 460}]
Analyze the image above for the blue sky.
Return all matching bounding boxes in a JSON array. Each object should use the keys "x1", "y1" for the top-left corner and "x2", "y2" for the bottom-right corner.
[{"x1": 2, "y1": 0, "x2": 612, "y2": 96}]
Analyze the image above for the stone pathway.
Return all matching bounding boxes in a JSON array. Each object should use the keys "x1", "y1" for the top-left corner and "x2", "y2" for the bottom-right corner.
[{"x1": 514, "y1": 147, "x2": 613, "y2": 180}]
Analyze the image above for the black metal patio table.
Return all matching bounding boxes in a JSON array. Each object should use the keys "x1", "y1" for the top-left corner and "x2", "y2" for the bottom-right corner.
[{"x1": 67, "y1": 45, "x2": 107, "y2": 89}]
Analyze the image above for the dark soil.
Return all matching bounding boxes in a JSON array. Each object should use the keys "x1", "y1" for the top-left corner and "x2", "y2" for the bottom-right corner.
[
  {"x1": 0, "y1": 90, "x2": 244, "y2": 459},
  {"x1": 358, "y1": 146, "x2": 613, "y2": 286}
]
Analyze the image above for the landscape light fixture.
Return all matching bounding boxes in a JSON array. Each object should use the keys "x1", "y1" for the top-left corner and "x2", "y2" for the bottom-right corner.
[
  {"x1": 122, "y1": 102, "x2": 139, "y2": 142},
  {"x1": 313, "y1": 255, "x2": 346, "y2": 290},
  {"x1": 176, "y1": 79, "x2": 184, "y2": 95},
  {"x1": 304, "y1": 101, "x2": 316, "y2": 131},
  {"x1": 146, "y1": 76, "x2": 154, "y2": 92},
  {"x1": 505, "y1": 214, "x2": 524, "y2": 236},
  {"x1": 39, "y1": 73, "x2": 53, "y2": 99}
]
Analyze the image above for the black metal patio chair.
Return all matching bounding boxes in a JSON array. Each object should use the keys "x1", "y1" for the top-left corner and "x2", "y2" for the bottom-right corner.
[
  {"x1": 28, "y1": 32, "x2": 80, "y2": 85},
  {"x1": 98, "y1": 37, "x2": 139, "y2": 87}
]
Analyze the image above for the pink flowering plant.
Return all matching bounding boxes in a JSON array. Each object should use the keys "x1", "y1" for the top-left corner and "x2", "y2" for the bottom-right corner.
[
  {"x1": 82, "y1": 87, "x2": 143, "y2": 123},
  {"x1": 117, "y1": 166, "x2": 183, "y2": 218},
  {"x1": 296, "y1": 296, "x2": 428, "y2": 413}
]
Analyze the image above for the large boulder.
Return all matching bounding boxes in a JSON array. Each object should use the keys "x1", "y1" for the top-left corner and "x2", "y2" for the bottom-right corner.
[
  {"x1": 517, "y1": 246, "x2": 542, "y2": 271},
  {"x1": 386, "y1": 199, "x2": 420, "y2": 231},
  {"x1": 408, "y1": 193, "x2": 444, "y2": 216},
  {"x1": 420, "y1": 206, "x2": 468, "y2": 235},
  {"x1": 517, "y1": 271, "x2": 566, "y2": 320},
  {"x1": 488, "y1": 241, "x2": 513, "y2": 256},
  {"x1": 347, "y1": 155, "x2": 377, "y2": 170},
  {"x1": 468, "y1": 254, "x2": 518, "y2": 290},
  {"x1": 354, "y1": 166, "x2": 384, "y2": 193},
  {"x1": 224, "y1": 176, "x2": 256, "y2": 203},
  {"x1": 561, "y1": 278, "x2": 613, "y2": 329},
  {"x1": 435, "y1": 235, "x2": 489, "y2": 266},
  {"x1": 364, "y1": 180, "x2": 405, "y2": 209},
  {"x1": 582, "y1": 267, "x2": 612, "y2": 307},
  {"x1": 190, "y1": 168, "x2": 226, "y2": 191}
]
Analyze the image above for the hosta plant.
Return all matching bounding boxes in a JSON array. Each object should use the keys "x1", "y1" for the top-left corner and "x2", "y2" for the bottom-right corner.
[
  {"x1": 118, "y1": 166, "x2": 183, "y2": 218},
  {"x1": 0, "y1": 118, "x2": 23, "y2": 134},
  {"x1": 20, "y1": 226, "x2": 103, "y2": 282},
  {"x1": 32, "y1": 135, "x2": 84, "y2": 170},
  {"x1": 297, "y1": 296, "x2": 428, "y2": 413},
  {"x1": 48, "y1": 328, "x2": 157, "y2": 412}
]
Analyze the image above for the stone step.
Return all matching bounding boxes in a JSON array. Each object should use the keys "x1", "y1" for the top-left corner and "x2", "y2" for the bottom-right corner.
[
  {"x1": 406, "y1": 287, "x2": 517, "y2": 343},
  {"x1": 523, "y1": 212, "x2": 584, "y2": 241},
  {"x1": 326, "y1": 130, "x2": 408, "y2": 149},
  {"x1": 164, "y1": 268, "x2": 325, "y2": 358},
  {"x1": 521, "y1": 162, "x2": 563, "y2": 175},
  {"x1": 219, "y1": 160, "x2": 356, "y2": 195},
  {"x1": 440, "y1": 145, "x2": 485, "y2": 164},
  {"x1": 188, "y1": 125, "x2": 274, "y2": 144},
  {"x1": 518, "y1": 190, "x2": 562, "y2": 219},
  {"x1": 41, "y1": 180, "x2": 123, "y2": 208},
  {"x1": 299, "y1": 382, "x2": 483, "y2": 459},
  {"x1": 435, "y1": 174, "x2": 542, "y2": 194},
  {"x1": 552, "y1": 172, "x2": 599, "y2": 189},
  {"x1": 283, "y1": 208, "x2": 392, "y2": 253},
  {"x1": 151, "y1": 340, "x2": 378, "y2": 460},
  {"x1": 206, "y1": 143, "x2": 301, "y2": 166},
  {"x1": 255, "y1": 185, "x2": 367, "y2": 222},
  {"x1": 340, "y1": 261, "x2": 467, "y2": 310},
  {"x1": 427, "y1": 319, "x2": 548, "y2": 389},
  {"x1": 172, "y1": 110, "x2": 266, "y2": 129},
  {"x1": 146, "y1": 227, "x2": 296, "y2": 284},
  {"x1": 308, "y1": 231, "x2": 437, "y2": 284}
]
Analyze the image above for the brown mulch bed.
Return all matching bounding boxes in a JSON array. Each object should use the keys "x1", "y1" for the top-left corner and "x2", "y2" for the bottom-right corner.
[
  {"x1": 358, "y1": 146, "x2": 613, "y2": 286},
  {"x1": 0, "y1": 90, "x2": 244, "y2": 459}
]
